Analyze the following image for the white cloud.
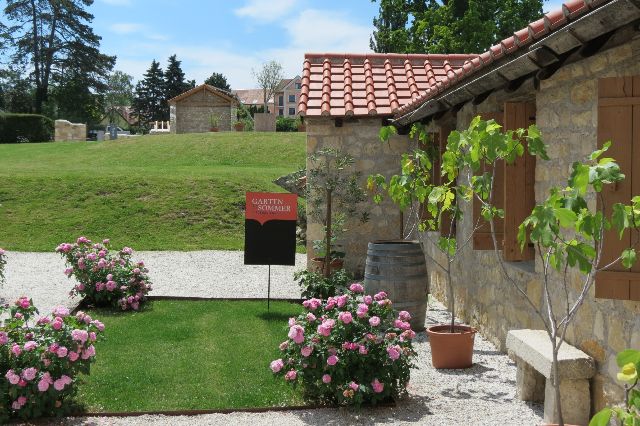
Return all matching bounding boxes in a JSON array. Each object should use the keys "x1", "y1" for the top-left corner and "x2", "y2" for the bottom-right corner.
[
  {"x1": 234, "y1": 0, "x2": 298, "y2": 23},
  {"x1": 109, "y1": 23, "x2": 145, "y2": 35}
]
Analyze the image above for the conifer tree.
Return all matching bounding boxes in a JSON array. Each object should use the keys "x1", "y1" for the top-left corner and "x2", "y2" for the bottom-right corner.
[{"x1": 132, "y1": 60, "x2": 166, "y2": 124}]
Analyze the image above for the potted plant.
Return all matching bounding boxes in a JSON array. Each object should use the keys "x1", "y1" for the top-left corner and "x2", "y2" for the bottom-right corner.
[
  {"x1": 370, "y1": 117, "x2": 548, "y2": 368},
  {"x1": 310, "y1": 213, "x2": 346, "y2": 274},
  {"x1": 296, "y1": 117, "x2": 306, "y2": 132},
  {"x1": 209, "y1": 113, "x2": 222, "y2": 132},
  {"x1": 233, "y1": 120, "x2": 245, "y2": 132},
  {"x1": 307, "y1": 148, "x2": 368, "y2": 278},
  {"x1": 590, "y1": 349, "x2": 640, "y2": 426}
]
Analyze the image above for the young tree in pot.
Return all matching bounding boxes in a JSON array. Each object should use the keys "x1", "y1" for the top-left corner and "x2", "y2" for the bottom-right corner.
[
  {"x1": 370, "y1": 117, "x2": 548, "y2": 368},
  {"x1": 307, "y1": 148, "x2": 368, "y2": 278}
]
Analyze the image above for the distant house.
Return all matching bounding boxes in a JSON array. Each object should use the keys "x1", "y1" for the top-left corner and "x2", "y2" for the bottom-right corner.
[
  {"x1": 99, "y1": 106, "x2": 137, "y2": 131},
  {"x1": 274, "y1": 76, "x2": 302, "y2": 117},
  {"x1": 168, "y1": 84, "x2": 239, "y2": 133}
]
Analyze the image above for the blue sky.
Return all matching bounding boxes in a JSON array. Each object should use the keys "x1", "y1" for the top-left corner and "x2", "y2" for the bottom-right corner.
[{"x1": 89, "y1": 0, "x2": 564, "y2": 89}]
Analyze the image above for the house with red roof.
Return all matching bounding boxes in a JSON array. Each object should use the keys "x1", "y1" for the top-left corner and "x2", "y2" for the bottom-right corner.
[{"x1": 300, "y1": 0, "x2": 640, "y2": 415}]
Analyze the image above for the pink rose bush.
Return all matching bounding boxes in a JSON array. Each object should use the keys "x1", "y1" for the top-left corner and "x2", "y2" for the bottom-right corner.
[
  {"x1": 0, "y1": 297, "x2": 104, "y2": 421},
  {"x1": 271, "y1": 285, "x2": 417, "y2": 406},
  {"x1": 56, "y1": 237, "x2": 152, "y2": 311}
]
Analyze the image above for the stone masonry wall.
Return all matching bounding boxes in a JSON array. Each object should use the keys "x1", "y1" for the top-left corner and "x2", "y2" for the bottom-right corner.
[
  {"x1": 306, "y1": 117, "x2": 408, "y2": 276},
  {"x1": 54, "y1": 120, "x2": 86, "y2": 141},
  {"x1": 423, "y1": 38, "x2": 640, "y2": 412},
  {"x1": 173, "y1": 90, "x2": 234, "y2": 133}
]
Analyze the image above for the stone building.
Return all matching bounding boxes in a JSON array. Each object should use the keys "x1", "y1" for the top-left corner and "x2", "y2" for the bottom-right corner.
[
  {"x1": 168, "y1": 84, "x2": 238, "y2": 133},
  {"x1": 300, "y1": 0, "x2": 640, "y2": 414}
]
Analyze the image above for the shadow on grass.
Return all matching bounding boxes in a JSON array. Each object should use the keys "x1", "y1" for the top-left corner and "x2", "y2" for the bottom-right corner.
[{"x1": 257, "y1": 311, "x2": 295, "y2": 323}]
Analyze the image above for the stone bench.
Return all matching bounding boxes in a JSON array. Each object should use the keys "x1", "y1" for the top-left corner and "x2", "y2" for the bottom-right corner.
[{"x1": 506, "y1": 329, "x2": 595, "y2": 426}]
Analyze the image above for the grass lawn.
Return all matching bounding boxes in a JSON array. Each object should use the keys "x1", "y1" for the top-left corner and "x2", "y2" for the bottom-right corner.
[
  {"x1": 76, "y1": 299, "x2": 304, "y2": 412},
  {"x1": 0, "y1": 132, "x2": 306, "y2": 251}
]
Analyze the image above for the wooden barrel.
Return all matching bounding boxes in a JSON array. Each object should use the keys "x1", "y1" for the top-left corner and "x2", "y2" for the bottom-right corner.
[{"x1": 364, "y1": 240, "x2": 428, "y2": 331}]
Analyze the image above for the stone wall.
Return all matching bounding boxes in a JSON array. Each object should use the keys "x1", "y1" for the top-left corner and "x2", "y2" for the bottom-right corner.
[
  {"x1": 54, "y1": 120, "x2": 86, "y2": 141},
  {"x1": 306, "y1": 116, "x2": 408, "y2": 276},
  {"x1": 254, "y1": 113, "x2": 276, "y2": 132},
  {"x1": 423, "y1": 38, "x2": 640, "y2": 412},
  {"x1": 171, "y1": 90, "x2": 234, "y2": 133}
]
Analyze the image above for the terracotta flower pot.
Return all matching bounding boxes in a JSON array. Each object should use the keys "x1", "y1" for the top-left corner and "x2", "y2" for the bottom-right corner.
[
  {"x1": 310, "y1": 257, "x2": 343, "y2": 275},
  {"x1": 297, "y1": 124, "x2": 306, "y2": 132},
  {"x1": 426, "y1": 324, "x2": 476, "y2": 369},
  {"x1": 234, "y1": 123, "x2": 244, "y2": 131},
  {"x1": 209, "y1": 127, "x2": 219, "y2": 132}
]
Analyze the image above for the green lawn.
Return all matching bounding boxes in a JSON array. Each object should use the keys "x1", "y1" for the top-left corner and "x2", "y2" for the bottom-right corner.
[
  {"x1": 0, "y1": 132, "x2": 306, "y2": 251},
  {"x1": 76, "y1": 300, "x2": 304, "y2": 412}
]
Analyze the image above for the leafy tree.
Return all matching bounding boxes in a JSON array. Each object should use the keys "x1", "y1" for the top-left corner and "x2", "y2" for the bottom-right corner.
[
  {"x1": 105, "y1": 71, "x2": 134, "y2": 107},
  {"x1": 204, "y1": 72, "x2": 231, "y2": 92},
  {"x1": 132, "y1": 60, "x2": 166, "y2": 124},
  {"x1": 49, "y1": 70, "x2": 104, "y2": 125},
  {"x1": 3, "y1": 0, "x2": 115, "y2": 113},
  {"x1": 0, "y1": 68, "x2": 33, "y2": 113},
  {"x1": 370, "y1": 0, "x2": 543, "y2": 54},
  {"x1": 164, "y1": 54, "x2": 191, "y2": 102},
  {"x1": 252, "y1": 60, "x2": 284, "y2": 111}
]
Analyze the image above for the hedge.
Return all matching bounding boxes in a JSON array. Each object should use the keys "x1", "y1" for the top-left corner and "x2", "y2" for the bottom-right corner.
[{"x1": 0, "y1": 113, "x2": 54, "y2": 143}]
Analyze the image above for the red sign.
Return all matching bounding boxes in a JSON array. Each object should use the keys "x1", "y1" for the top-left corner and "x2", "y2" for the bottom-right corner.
[{"x1": 245, "y1": 192, "x2": 297, "y2": 225}]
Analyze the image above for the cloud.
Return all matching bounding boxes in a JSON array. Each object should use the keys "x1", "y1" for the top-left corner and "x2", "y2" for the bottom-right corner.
[
  {"x1": 234, "y1": 0, "x2": 298, "y2": 23},
  {"x1": 109, "y1": 23, "x2": 145, "y2": 35}
]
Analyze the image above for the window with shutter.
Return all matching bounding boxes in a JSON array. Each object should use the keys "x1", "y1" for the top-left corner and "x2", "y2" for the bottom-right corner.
[
  {"x1": 503, "y1": 102, "x2": 536, "y2": 261},
  {"x1": 595, "y1": 76, "x2": 640, "y2": 301},
  {"x1": 473, "y1": 112, "x2": 505, "y2": 250}
]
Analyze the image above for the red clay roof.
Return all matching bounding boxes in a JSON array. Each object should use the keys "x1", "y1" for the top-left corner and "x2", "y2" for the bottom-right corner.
[
  {"x1": 298, "y1": 53, "x2": 478, "y2": 117},
  {"x1": 168, "y1": 84, "x2": 237, "y2": 105},
  {"x1": 395, "y1": 0, "x2": 612, "y2": 118}
]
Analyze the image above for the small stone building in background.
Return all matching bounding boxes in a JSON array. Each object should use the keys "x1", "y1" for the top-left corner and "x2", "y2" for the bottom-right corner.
[{"x1": 168, "y1": 84, "x2": 238, "y2": 134}]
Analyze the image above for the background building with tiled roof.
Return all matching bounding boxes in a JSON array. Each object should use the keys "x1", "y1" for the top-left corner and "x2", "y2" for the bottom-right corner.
[
  {"x1": 301, "y1": 0, "x2": 640, "y2": 417},
  {"x1": 274, "y1": 76, "x2": 302, "y2": 117},
  {"x1": 168, "y1": 84, "x2": 239, "y2": 133}
]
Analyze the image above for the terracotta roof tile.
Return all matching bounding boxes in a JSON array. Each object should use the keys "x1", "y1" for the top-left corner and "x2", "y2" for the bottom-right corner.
[
  {"x1": 394, "y1": 0, "x2": 610, "y2": 118},
  {"x1": 298, "y1": 53, "x2": 477, "y2": 117}
]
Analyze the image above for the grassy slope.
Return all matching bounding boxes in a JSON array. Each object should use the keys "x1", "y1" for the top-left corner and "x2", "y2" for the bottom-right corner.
[
  {"x1": 0, "y1": 132, "x2": 305, "y2": 251},
  {"x1": 77, "y1": 300, "x2": 304, "y2": 412}
]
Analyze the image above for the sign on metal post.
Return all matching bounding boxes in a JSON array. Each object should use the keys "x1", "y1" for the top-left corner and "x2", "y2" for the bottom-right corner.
[{"x1": 244, "y1": 192, "x2": 298, "y2": 310}]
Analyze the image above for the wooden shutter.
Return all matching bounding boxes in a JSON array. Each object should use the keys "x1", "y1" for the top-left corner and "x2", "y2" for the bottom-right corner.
[
  {"x1": 503, "y1": 102, "x2": 537, "y2": 261},
  {"x1": 473, "y1": 112, "x2": 505, "y2": 250},
  {"x1": 595, "y1": 76, "x2": 640, "y2": 301}
]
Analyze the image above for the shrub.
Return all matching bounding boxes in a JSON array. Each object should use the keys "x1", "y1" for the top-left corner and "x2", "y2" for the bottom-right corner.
[
  {"x1": 0, "y1": 113, "x2": 54, "y2": 143},
  {"x1": 271, "y1": 284, "x2": 417, "y2": 406},
  {"x1": 0, "y1": 297, "x2": 104, "y2": 421},
  {"x1": 294, "y1": 269, "x2": 352, "y2": 300},
  {"x1": 276, "y1": 116, "x2": 297, "y2": 132},
  {"x1": 56, "y1": 237, "x2": 152, "y2": 310},
  {"x1": 0, "y1": 248, "x2": 6, "y2": 285}
]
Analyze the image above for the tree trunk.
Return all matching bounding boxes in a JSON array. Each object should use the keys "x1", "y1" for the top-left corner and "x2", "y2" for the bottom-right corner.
[
  {"x1": 324, "y1": 189, "x2": 333, "y2": 278},
  {"x1": 552, "y1": 340, "x2": 564, "y2": 426}
]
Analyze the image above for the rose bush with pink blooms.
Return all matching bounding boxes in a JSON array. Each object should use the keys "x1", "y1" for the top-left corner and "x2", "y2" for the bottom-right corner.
[
  {"x1": 271, "y1": 283, "x2": 417, "y2": 406},
  {"x1": 56, "y1": 237, "x2": 152, "y2": 310},
  {"x1": 0, "y1": 297, "x2": 104, "y2": 421}
]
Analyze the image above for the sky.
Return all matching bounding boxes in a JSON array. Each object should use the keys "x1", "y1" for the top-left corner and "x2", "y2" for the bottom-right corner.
[{"x1": 88, "y1": 0, "x2": 564, "y2": 89}]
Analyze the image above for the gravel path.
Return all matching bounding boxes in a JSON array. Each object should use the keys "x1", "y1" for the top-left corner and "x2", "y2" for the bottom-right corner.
[{"x1": 3, "y1": 251, "x2": 543, "y2": 426}]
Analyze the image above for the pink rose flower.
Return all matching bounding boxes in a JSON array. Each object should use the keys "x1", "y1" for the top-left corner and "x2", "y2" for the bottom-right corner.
[
  {"x1": 301, "y1": 346, "x2": 313, "y2": 357},
  {"x1": 270, "y1": 359, "x2": 284, "y2": 373},
  {"x1": 106, "y1": 281, "x2": 117, "y2": 291},
  {"x1": 394, "y1": 319, "x2": 411, "y2": 330},
  {"x1": 387, "y1": 345, "x2": 401, "y2": 361},
  {"x1": 0, "y1": 332, "x2": 7, "y2": 345},
  {"x1": 369, "y1": 316, "x2": 381, "y2": 327},
  {"x1": 23, "y1": 341, "x2": 37, "y2": 351},
  {"x1": 86, "y1": 253, "x2": 97, "y2": 261},
  {"x1": 356, "y1": 303, "x2": 368, "y2": 318},
  {"x1": 359, "y1": 345, "x2": 368, "y2": 355},
  {"x1": 57, "y1": 346, "x2": 68, "y2": 358},
  {"x1": 288, "y1": 324, "x2": 305, "y2": 344},
  {"x1": 402, "y1": 329, "x2": 416, "y2": 340},
  {"x1": 52, "y1": 306, "x2": 70, "y2": 318},
  {"x1": 372, "y1": 378, "x2": 384, "y2": 393},
  {"x1": 17, "y1": 297, "x2": 30, "y2": 309},
  {"x1": 68, "y1": 351, "x2": 79, "y2": 362},
  {"x1": 22, "y1": 367, "x2": 37, "y2": 381},
  {"x1": 11, "y1": 344, "x2": 21, "y2": 356},
  {"x1": 284, "y1": 370, "x2": 297, "y2": 381},
  {"x1": 398, "y1": 311, "x2": 412, "y2": 321},
  {"x1": 302, "y1": 298, "x2": 322, "y2": 311},
  {"x1": 336, "y1": 295, "x2": 349, "y2": 308},
  {"x1": 52, "y1": 319, "x2": 63, "y2": 330},
  {"x1": 306, "y1": 313, "x2": 317, "y2": 322},
  {"x1": 349, "y1": 381, "x2": 359, "y2": 391},
  {"x1": 53, "y1": 378, "x2": 66, "y2": 391},
  {"x1": 374, "y1": 291, "x2": 387, "y2": 301},
  {"x1": 38, "y1": 378, "x2": 50, "y2": 392},
  {"x1": 36, "y1": 316, "x2": 51, "y2": 325},
  {"x1": 363, "y1": 295, "x2": 373, "y2": 305},
  {"x1": 288, "y1": 317, "x2": 296, "y2": 327},
  {"x1": 325, "y1": 297, "x2": 337, "y2": 310},
  {"x1": 327, "y1": 355, "x2": 339, "y2": 366},
  {"x1": 14, "y1": 312, "x2": 23, "y2": 320},
  {"x1": 279, "y1": 341, "x2": 288, "y2": 351},
  {"x1": 322, "y1": 374, "x2": 332, "y2": 384},
  {"x1": 338, "y1": 311, "x2": 353, "y2": 324},
  {"x1": 71, "y1": 329, "x2": 89, "y2": 343},
  {"x1": 5, "y1": 370, "x2": 20, "y2": 385},
  {"x1": 349, "y1": 283, "x2": 364, "y2": 293}
]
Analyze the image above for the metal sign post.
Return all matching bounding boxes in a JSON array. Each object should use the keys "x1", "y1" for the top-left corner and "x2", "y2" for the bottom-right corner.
[{"x1": 267, "y1": 264, "x2": 271, "y2": 311}]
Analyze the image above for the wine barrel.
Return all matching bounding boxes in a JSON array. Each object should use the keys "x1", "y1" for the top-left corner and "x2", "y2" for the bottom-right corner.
[{"x1": 364, "y1": 240, "x2": 428, "y2": 331}]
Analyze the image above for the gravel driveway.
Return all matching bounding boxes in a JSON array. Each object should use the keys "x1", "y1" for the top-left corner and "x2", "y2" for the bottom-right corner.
[{"x1": 2, "y1": 251, "x2": 543, "y2": 425}]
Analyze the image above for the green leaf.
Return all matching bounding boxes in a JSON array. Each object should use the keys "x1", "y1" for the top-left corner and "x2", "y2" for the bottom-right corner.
[
  {"x1": 379, "y1": 125, "x2": 397, "y2": 142},
  {"x1": 622, "y1": 248, "x2": 637, "y2": 269},
  {"x1": 612, "y1": 203, "x2": 630, "y2": 239},
  {"x1": 555, "y1": 208, "x2": 577, "y2": 228},
  {"x1": 588, "y1": 408, "x2": 612, "y2": 426},
  {"x1": 569, "y1": 162, "x2": 590, "y2": 195},
  {"x1": 616, "y1": 349, "x2": 640, "y2": 367}
]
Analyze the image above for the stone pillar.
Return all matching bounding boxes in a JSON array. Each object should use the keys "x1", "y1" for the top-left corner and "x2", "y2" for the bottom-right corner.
[
  {"x1": 543, "y1": 378, "x2": 591, "y2": 426},
  {"x1": 515, "y1": 357, "x2": 545, "y2": 402}
]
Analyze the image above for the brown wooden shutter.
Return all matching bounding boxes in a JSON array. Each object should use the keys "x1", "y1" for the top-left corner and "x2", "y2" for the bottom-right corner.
[
  {"x1": 595, "y1": 76, "x2": 640, "y2": 301},
  {"x1": 473, "y1": 112, "x2": 505, "y2": 250},
  {"x1": 503, "y1": 102, "x2": 537, "y2": 261}
]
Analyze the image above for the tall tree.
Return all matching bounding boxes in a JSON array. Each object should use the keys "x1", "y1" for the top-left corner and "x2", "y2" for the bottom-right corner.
[
  {"x1": 105, "y1": 70, "x2": 134, "y2": 107},
  {"x1": 132, "y1": 60, "x2": 166, "y2": 124},
  {"x1": 252, "y1": 60, "x2": 284, "y2": 112},
  {"x1": 164, "y1": 54, "x2": 191, "y2": 102},
  {"x1": 3, "y1": 0, "x2": 115, "y2": 113},
  {"x1": 204, "y1": 72, "x2": 231, "y2": 92},
  {"x1": 49, "y1": 69, "x2": 104, "y2": 125},
  {"x1": 370, "y1": 0, "x2": 543, "y2": 54},
  {"x1": 0, "y1": 68, "x2": 33, "y2": 113}
]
